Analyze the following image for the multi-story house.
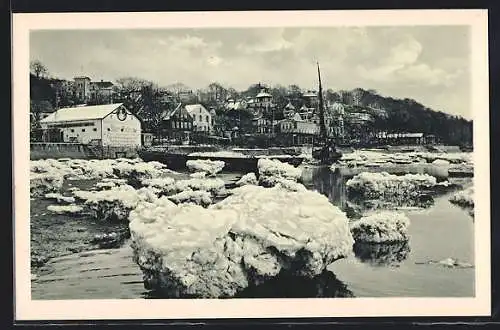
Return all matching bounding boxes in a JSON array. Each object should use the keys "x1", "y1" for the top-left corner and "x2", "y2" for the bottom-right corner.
[
  {"x1": 161, "y1": 103, "x2": 194, "y2": 141},
  {"x1": 185, "y1": 104, "x2": 213, "y2": 133}
]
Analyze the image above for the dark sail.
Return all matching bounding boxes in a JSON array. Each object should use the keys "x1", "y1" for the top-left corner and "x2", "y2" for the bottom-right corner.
[{"x1": 317, "y1": 62, "x2": 328, "y2": 142}]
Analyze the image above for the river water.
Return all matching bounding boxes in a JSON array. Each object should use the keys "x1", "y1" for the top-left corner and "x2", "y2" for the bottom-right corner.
[{"x1": 31, "y1": 165, "x2": 474, "y2": 299}]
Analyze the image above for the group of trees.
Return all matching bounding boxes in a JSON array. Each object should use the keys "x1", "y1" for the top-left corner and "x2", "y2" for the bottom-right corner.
[{"x1": 29, "y1": 59, "x2": 473, "y2": 146}]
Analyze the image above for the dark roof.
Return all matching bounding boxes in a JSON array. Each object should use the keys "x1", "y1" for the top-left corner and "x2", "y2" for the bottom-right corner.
[
  {"x1": 161, "y1": 103, "x2": 183, "y2": 120},
  {"x1": 92, "y1": 81, "x2": 114, "y2": 88}
]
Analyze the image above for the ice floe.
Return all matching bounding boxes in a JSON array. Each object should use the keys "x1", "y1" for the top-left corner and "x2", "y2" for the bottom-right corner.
[
  {"x1": 186, "y1": 159, "x2": 225, "y2": 176},
  {"x1": 174, "y1": 178, "x2": 227, "y2": 196},
  {"x1": 129, "y1": 184, "x2": 354, "y2": 298},
  {"x1": 449, "y1": 186, "x2": 474, "y2": 210},
  {"x1": 346, "y1": 172, "x2": 437, "y2": 200},
  {"x1": 349, "y1": 211, "x2": 410, "y2": 243},
  {"x1": 235, "y1": 172, "x2": 258, "y2": 186},
  {"x1": 43, "y1": 193, "x2": 76, "y2": 204},
  {"x1": 168, "y1": 189, "x2": 213, "y2": 207},
  {"x1": 73, "y1": 184, "x2": 158, "y2": 222},
  {"x1": 47, "y1": 204, "x2": 84, "y2": 215}
]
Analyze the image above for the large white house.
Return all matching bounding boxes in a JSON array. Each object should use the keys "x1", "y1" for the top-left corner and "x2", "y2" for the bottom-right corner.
[
  {"x1": 40, "y1": 103, "x2": 142, "y2": 147},
  {"x1": 185, "y1": 104, "x2": 213, "y2": 133}
]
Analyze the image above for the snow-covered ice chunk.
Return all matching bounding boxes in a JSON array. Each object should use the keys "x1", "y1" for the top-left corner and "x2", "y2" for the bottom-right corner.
[
  {"x1": 235, "y1": 173, "x2": 258, "y2": 187},
  {"x1": 129, "y1": 184, "x2": 354, "y2": 298},
  {"x1": 186, "y1": 159, "x2": 225, "y2": 176},
  {"x1": 190, "y1": 172, "x2": 207, "y2": 179},
  {"x1": 174, "y1": 178, "x2": 226, "y2": 196},
  {"x1": 349, "y1": 211, "x2": 410, "y2": 243},
  {"x1": 257, "y1": 158, "x2": 302, "y2": 181},
  {"x1": 432, "y1": 159, "x2": 451, "y2": 166},
  {"x1": 74, "y1": 185, "x2": 158, "y2": 222},
  {"x1": 30, "y1": 172, "x2": 64, "y2": 197},
  {"x1": 449, "y1": 187, "x2": 474, "y2": 209},
  {"x1": 168, "y1": 189, "x2": 213, "y2": 207},
  {"x1": 141, "y1": 177, "x2": 176, "y2": 195},
  {"x1": 43, "y1": 192, "x2": 76, "y2": 204},
  {"x1": 346, "y1": 172, "x2": 437, "y2": 199},
  {"x1": 47, "y1": 204, "x2": 84, "y2": 215}
]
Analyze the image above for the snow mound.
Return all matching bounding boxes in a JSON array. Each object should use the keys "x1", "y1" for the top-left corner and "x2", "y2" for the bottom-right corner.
[
  {"x1": 43, "y1": 193, "x2": 75, "y2": 204},
  {"x1": 432, "y1": 159, "x2": 451, "y2": 166},
  {"x1": 30, "y1": 172, "x2": 64, "y2": 197},
  {"x1": 190, "y1": 172, "x2": 207, "y2": 179},
  {"x1": 129, "y1": 184, "x2": 354, "y2": 298},
  {"x1": 174, "y1": 178, "x2": 226, "y2": 196},
  {"x1": 349, "y1": 211, "x2": 410, "y2": 243},
  {"x1": 47, "y1": 204, "x2": 84, "y2": 215},
  {"x1": 141, "y1": 177, "x2": 177, "y2": 196},
  {"x1": 188, "y1": 151, "x2": 248, "y2": 158},
  {"x1": 257, "y1": 158, "x2": 302, "y2": 181},
  {"x1": 74, "y1": 184, "x2": 158, "y2": 222},
  {"x1": 346, "y1": 172, "x2": 437, "y2": 199},
  {"x1": 168, "y1": 189, "x2": 213, "y2": 207},
  {"x1": 235, "y1": 173, "x2": 258, "y2": 186},
  {"x1": 449, "y1": 187, "x2": 474, "y2": 209},
  {"x1": 186, "y1": 159, "x2": 225, "y2": 176},
  {"x1": 113, "y1": 161, "x2": 167, "y2": 186}
]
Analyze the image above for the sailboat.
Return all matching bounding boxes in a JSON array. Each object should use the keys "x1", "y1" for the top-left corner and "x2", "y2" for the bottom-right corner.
[{"x1": 312, "y1": 62, "x2": 343, "y2": 164}]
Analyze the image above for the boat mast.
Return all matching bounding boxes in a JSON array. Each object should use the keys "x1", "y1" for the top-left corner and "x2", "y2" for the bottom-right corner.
[{"x1": 317, "y1": 62, "x2": 327, "y2": 142}]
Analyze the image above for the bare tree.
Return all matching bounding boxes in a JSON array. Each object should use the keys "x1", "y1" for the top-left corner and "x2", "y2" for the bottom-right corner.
[{"x1": 30, "y1": 60, "x2": 48, "y2": 79}]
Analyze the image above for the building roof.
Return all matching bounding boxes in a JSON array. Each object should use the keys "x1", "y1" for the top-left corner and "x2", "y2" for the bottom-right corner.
[
  {"x1": 256, "y1": 92, "x2": 272, "y2": 98},
  {"x1": 161, "y1": 103, "x2": 183, "y2": 120},
  {"x1": 92, "y1": 81, "x2": 114, "y2": 88},
  {"x1": 285, "y1": 102, "x2": 295, "y2": 110},
  {"x1": 302, "y1": 91, "x2": 317, "y2": 98},
  {"x1": 74, "y1": 76, "x2": 91, "y2": 80},
  {"x1": 185, "y1": 104, "x2": 208, "y2": 116},
  {"x1": 40, "y1": 103, "x2": 124, "y2": 123}
]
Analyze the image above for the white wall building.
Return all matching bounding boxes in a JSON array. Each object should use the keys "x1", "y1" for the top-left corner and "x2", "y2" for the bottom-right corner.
[
  {"x1": 40, "y1": 103, "x2": 141, "y2": 147},
  {"x1": 185, "y1": 104, "x2": 212, "y2": 133}
]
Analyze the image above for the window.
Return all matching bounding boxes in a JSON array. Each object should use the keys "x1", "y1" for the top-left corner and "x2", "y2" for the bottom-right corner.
[
  {"x1": 206, "y1": 116, "x2": 209, "y2": 122},
  {"x1": 93, "y1": 128, "x2": 97, "y2": 132},
  {"x1": 107, "y1": 128, "x2": 111, "y2": 131},
  {"x1": 199, "y1": 115, "x2": 202, "y2": 122},
  {"x1": 82, "y1": 128, "x2": 85, "y2": 132},
  {"x1": 121, "y1": 128, "x2": 124, "y2": 132},
  {"x1": 70, "y1": 129, "x2": 75, "y2": 133}
]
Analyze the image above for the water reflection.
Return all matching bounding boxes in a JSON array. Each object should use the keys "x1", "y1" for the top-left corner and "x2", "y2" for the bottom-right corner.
[
  {"x1": 353, "y1": 241, "x2": 411, "y2": 267},
  {"x1": 234, "y1": 270, "x2": 354, "y2": 298},
  {"x1": 142, "y1": 270, "x2": 354, "y2": 299}
]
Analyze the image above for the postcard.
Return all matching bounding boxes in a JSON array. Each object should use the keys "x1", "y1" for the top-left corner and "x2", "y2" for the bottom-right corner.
[{"x1": 13, "y1": 9, "x2": 490, "y2": 320}]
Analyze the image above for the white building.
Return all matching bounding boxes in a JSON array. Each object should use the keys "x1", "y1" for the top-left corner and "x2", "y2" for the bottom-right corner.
[
  {"x1": 40, "y1": 103, "x2": 141, "y2": 147},
  {"x1": 185, "y1": 104, "x2": 213, "y2": 133}
]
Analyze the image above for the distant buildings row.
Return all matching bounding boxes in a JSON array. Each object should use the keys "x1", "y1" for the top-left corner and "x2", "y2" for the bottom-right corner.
[{"x1": 32, "y1": 77, "x2": 437, "y2": 147}]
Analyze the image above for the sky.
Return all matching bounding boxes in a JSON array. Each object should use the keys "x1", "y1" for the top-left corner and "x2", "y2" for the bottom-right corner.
[{"x1": 30, "y1": 26, "x2": 471, "y2": 119}]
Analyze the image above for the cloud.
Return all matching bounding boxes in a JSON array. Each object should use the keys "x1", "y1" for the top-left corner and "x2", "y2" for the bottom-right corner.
[
  {"x1": 236, "y1": 29, "x2": 293, "y2": 54},
  {"x1": 356, "y1": 34, "x2": 462, "y2": 88},
  {"x1": 29, "y1": 27, "x2": 471, "y2": 118}
]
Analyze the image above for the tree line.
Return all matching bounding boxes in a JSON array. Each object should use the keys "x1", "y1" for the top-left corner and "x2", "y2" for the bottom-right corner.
[{"x1": 29, "y1": 60, "x2": 473, "y2": 146}]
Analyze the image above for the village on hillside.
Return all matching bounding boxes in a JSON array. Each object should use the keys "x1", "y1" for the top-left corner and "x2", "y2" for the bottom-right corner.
[{"x1": 29, "y1": 60, "x2": 473, "y2": 157}]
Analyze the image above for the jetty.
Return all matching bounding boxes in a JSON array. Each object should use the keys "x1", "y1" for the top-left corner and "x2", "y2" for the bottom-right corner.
[{"x1": 137, "y1": 145, "x2": 307, "y2": 172}]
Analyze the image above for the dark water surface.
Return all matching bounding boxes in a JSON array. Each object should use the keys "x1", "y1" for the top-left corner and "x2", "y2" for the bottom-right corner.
[{"x1": 31, "y1": 165, "x2": 474, "y2": 299}]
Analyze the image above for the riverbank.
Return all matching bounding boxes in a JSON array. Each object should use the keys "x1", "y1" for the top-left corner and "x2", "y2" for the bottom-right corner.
[{"x1": 30, "y1": 162, "x2": 474, "y2": 299}]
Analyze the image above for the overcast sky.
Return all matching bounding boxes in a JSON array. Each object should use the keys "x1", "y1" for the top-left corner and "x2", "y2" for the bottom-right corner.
[{"x1": 30, "y1": 26, "x2": 471, "y2": 119}]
